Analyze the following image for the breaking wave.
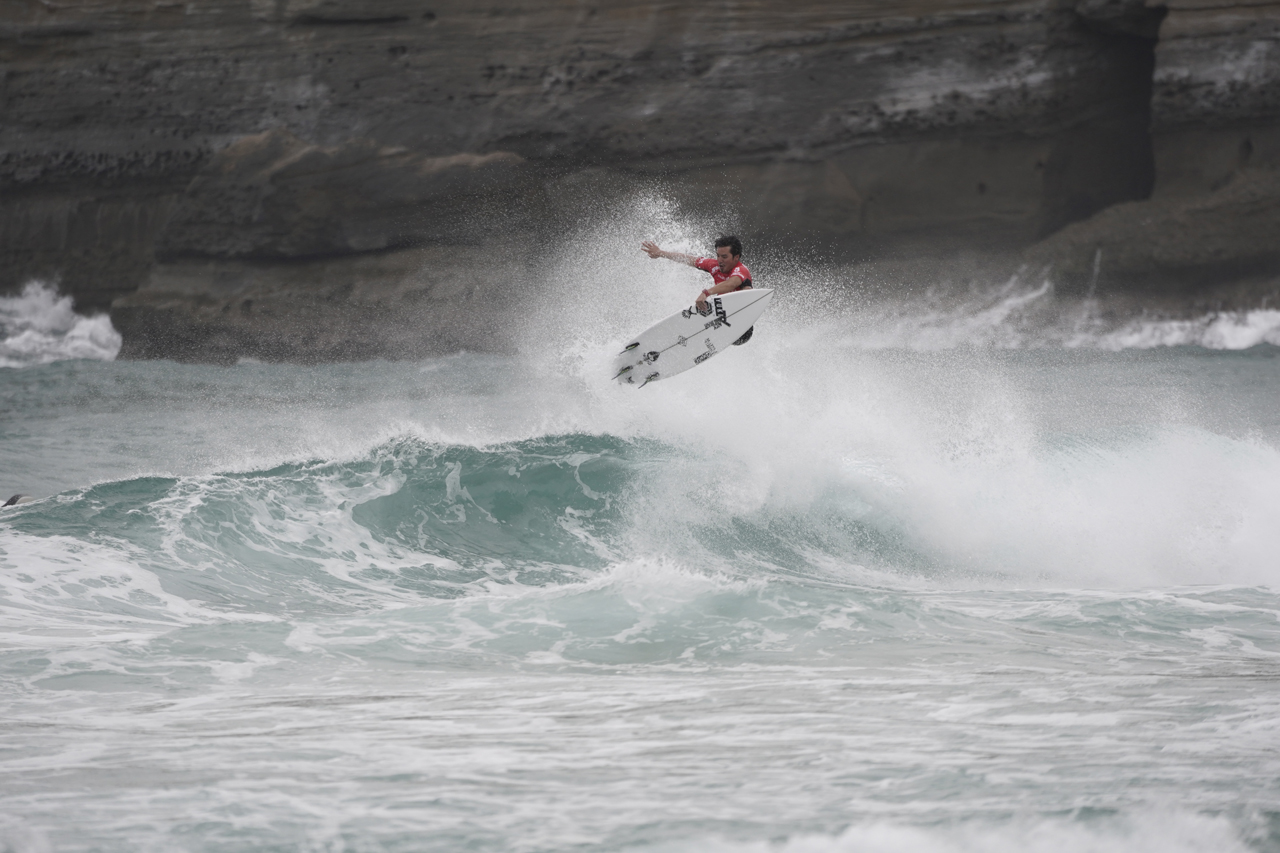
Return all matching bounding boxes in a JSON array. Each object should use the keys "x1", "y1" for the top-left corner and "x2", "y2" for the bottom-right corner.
[
  {"x1": 0, "y1": 281, "x2": 121, "y2": 368},
  {"x1": 805, "y1": 276, "x2": 1280, "y2": 352}
]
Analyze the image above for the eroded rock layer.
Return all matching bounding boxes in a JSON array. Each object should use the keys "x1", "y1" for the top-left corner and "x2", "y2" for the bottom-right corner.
[{"x1": 2, "y1": 0, "x2": 1277, "y2": 359}]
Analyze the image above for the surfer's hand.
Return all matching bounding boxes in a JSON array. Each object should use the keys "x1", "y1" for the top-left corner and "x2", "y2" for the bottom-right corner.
[{"x1": 641, "y1": 241, "x2": 663, "y2": 259}]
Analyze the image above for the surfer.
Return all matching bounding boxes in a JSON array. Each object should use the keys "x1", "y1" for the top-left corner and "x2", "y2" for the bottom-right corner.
[{"x1": 641, "y1": 236, "x2": 755, "y2": 345}]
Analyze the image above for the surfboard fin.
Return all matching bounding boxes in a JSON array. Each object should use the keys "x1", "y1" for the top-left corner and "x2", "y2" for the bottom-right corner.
[
  {"x1": 613, "y1": 365, "x2": 633, "y2": 380},
  {"x1": 638, "y1": 372, "x2": 660, "y2": 388},
  {"x1": 620, "y1": 342, "x2": 640, "y2": 353}
]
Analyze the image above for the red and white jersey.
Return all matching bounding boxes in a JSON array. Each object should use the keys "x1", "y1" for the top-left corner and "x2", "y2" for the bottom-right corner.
[{"x1": 695, "y1": 257, "x2": 752, "y2": 289}]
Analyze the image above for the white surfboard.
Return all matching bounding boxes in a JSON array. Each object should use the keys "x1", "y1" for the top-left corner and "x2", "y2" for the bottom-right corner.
[{"x1": 613, "y1": 288, "x2": 774, "y2": 386}]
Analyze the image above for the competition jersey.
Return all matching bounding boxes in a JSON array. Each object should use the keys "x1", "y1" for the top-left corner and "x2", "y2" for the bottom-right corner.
[{"x1": 695, "y1": 257, "x2": 752, "y2": 290}]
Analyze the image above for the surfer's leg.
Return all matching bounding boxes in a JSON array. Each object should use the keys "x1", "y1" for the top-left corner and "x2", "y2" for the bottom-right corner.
[{"x1": 731, "y1": 326, "x2": 754, "y2": 346}]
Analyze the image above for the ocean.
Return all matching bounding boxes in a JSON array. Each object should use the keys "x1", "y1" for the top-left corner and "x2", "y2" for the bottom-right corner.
[{"x1": 2, "y1": 261, "x2": 1280, "y2": 852}]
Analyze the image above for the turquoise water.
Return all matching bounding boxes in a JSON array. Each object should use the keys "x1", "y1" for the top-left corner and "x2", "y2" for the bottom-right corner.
[{"x1": 3, "y1": 277, "x2": 1280, "y2": 852}]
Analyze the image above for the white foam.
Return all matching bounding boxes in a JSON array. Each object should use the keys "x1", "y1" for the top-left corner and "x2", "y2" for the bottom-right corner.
[
  {"x1": 841, "y1": 277, "x2": 1059, "y2": 351},
  {"x1": 641, "y1": 810, "x2": 1251, "y2": 853},
  {"x1": 0, "y1": 528, "x2": 224, "y2": 644},
  {"x1": 1093, "y1": 309, "x2": 1280, "y2": 350},
  {"x1": 618, "y1": 326, "x2": 1236, "y2": 584},
  {"x1": 0, "y1": 821, "x2": 52, "y2": 853},
  {"x1": 0, "y1": 281, "x2": 121, "y2": 368},
  {"x1": 882, "y1": 428, "x2": 1280, "y2": 588},
  {"x1": 561, "y1": 317, "x2": 1280, "y2": 588},
  {"x1": 845, "y1": 286, "x2": 1280, "y2": 353}
]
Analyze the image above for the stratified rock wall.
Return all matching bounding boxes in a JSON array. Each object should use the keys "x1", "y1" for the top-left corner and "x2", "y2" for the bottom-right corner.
[
  {"x1": 1, "y1": 0, "x2": 1277, "y2": 359},
  {"x1": 1151, "y1": 0, "x2": 1280, "y2": 196}
]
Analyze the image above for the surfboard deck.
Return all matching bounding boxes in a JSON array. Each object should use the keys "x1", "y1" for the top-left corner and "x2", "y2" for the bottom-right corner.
[{"x1": 613, "y1": 288, "x2": 774, "y2": 386}]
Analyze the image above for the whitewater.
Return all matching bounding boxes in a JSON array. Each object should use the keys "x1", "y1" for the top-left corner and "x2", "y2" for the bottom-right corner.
[{"x1": 3, "y1": 227, "x2": 1280, "y2": 852}]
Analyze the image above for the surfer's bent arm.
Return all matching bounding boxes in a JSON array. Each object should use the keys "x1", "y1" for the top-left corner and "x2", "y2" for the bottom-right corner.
[
  {"x1": 701, "y1": 276, "x2": 743, "y2": 298},
  {"x1": 641, "y1": 241, "x2": 698, "y2": 267}
]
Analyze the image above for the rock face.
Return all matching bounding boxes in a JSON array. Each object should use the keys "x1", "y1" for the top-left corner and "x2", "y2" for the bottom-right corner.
[
  {"x1": 157, "y1": 130, "x2": 529, "y2": 260},
  {"x1": 1027, "y1": 0, "x2": 1280, "y2": 297},
  {"x1": 2, "y1": 0, "x2": 1277, "y2": 359},
  {"x1": 111, "y1": 245, "x2": 528, "y2": 363},
  {"x1": 1025, "y1": 168, "x2": 1280, "y2": 297}
]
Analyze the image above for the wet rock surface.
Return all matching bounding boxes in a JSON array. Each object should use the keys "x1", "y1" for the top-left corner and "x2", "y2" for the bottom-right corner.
[
  {"x1": 111, "y1": 246, "x2": 528, "y2": 363},
  {"x1": 1026, "y1": 169, "x2": 1280, "y2": 298},
  {"x1": 1, "y1": 0, "x2": 1277, "y2": 360}
]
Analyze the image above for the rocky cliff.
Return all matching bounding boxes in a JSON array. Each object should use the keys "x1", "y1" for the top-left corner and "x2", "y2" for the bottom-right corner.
[{"x1": 2, "y1": 0, "x2": 1277, "y2": 361}]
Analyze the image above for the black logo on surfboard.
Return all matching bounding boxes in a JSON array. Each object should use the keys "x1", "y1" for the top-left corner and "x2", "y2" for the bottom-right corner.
[
  {"x1": 712, "y1": 297, "x2": 730, "y2": 328},
  {"x1": 685, "y1": 297, "x2": 730, "y2": 329}
]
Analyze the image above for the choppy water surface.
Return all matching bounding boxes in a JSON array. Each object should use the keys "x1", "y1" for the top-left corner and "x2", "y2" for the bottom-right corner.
[{"x1": 2, "y1": 273, "x2": 1280, "y2": 853}]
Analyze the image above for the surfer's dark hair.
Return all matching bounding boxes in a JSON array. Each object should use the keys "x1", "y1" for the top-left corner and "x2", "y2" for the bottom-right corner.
[{"x1": 715, "y1": 235, "x2": 743, "y2": 257}]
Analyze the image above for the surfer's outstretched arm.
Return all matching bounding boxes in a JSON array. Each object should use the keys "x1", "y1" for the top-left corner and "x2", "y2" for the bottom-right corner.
[{"x1": 641, "y1": 241, "x2": 698, "y2": 267}]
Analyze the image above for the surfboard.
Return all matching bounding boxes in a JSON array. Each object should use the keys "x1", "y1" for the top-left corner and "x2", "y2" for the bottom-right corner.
[{"x1": 613, "y1": 288, "x2": 774, "y2": 386}]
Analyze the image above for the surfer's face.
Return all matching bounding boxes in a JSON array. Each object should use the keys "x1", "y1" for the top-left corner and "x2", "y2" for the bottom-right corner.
[{"x1": 715, "y1": 246, "x2": 739, "y2": 273}]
